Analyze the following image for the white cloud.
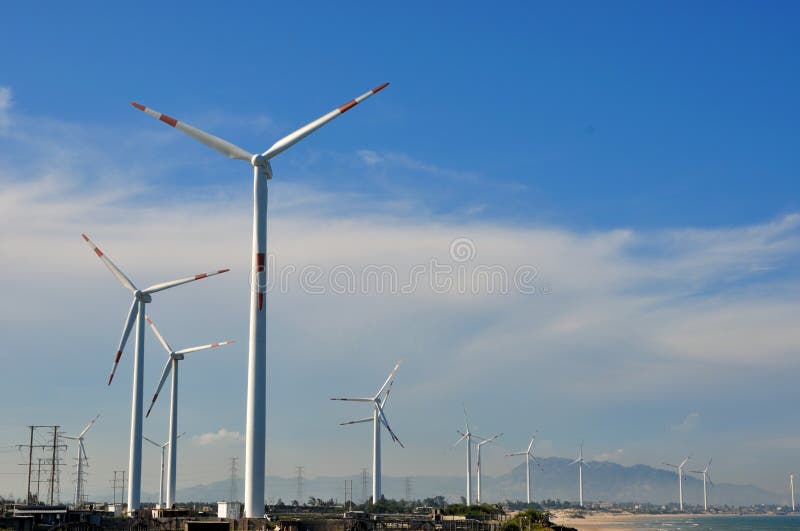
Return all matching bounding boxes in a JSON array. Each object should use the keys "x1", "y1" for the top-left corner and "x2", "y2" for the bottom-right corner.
[{"x1": 191, "y1": 428, "x2": 244, "y2": 447}]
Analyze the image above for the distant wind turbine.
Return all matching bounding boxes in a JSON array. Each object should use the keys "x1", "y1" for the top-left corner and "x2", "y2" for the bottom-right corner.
[
  {"x1": 506, "y1": 435, "x2": 540, "y2": 504},
  {"x1": 453, "y1": 406, "x2": 485, "y2": 506},
  {"x1": 790, "y1": 473, "x2": 796, "y2": 512},
  {"x1": 132, "y1": 82, "x2": 390, "y2": 517},
  {"x1": 144, "y1": 432, "x2": 184, "y2": 509},
  {"x1": 331, "y1": 362, "x2": 404, "y2": 503},
  {"x1": 664, "y1": 456, "x2": 690, "y2": 511},
  {"x1": 476, "y1": 433, "x2": 502, "y2": 504},
  {"x1": 82, "y1": 233, "x2": 228, "y2": 510},
  {"x1": 144, "y1": 315, "x2": 233, "y2": 508},
  {"x1": 690, "y1": 459, "x2": 713, "y2": 512},
  {"x1": 568, "y1": 442, "x2": 585, "y2": 508},
  {"x1": 62, "y1": 414, "x2": 99, "y2": 506}
]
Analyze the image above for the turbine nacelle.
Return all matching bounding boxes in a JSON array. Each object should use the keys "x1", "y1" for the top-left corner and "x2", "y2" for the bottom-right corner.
[{"x1": 250, "y1": 155, "x2": 273, "y2": 178}]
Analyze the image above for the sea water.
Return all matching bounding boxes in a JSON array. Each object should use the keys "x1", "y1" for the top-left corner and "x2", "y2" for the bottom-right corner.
[{"x1": 597, "y1": 515, "x2": 800, "y2": 530}]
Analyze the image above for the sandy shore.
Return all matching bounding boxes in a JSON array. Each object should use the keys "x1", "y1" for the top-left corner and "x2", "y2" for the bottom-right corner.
[
  {"x1": 549, "y1": 511, "x2": 743, "y2": 531},
  {"x1": 550, "y1": 513, "x2": 636, "y2": 531}
]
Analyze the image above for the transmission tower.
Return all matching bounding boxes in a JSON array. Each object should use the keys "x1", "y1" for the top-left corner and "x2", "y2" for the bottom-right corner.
[
  {"x1": 404, "y1": 477, "x2": 412, "y2": 501},
  {"x1": 295, "y1": 466, "x2": 304, "y2": 504},
  {"x1": 361, "y1": 468, "x2": 368, "y2": 503},
  {"x1": 229, "y1": 458, "x2": 239, "y2": 502}
]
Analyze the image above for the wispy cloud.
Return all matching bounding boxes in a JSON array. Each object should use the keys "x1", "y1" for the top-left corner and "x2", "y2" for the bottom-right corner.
[
  {"x1": 0, "y1": 86, "x2": 12, "y2": 132},
  {"x1": 671, "y1": 412, "x2": 701, "y2": 432},
  {"x1": 191, "y1": 428, "x2": 244, "y2": 447},
  {"x1": 593, "y1": 449, "x2": 624, "y2": 462}
]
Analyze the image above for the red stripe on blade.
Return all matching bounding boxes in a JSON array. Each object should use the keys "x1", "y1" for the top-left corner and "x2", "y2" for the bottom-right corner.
[
  {"x1": 256, "y1": 253, "x2": 265, "y2": 273},
  {"x1": 258, "y1": 292, "x2": 264, "y2": 311},
  {"x1": 218, "y1": 268, "x2": 230, "y2": 274},
  {"x1": 94, "y1": 248, "x2": 103, "y2": 257},
  {"x1": 339, "y1": 100, "x2": 358, "y2": 113},
  {"x1": 159, "y1": 114, "x2": 178, "y2": 127},
  {"x1": 211, "y1": 342, "x2": 219, "y2": 348},
  {"x1": 131, "y1": 102, "x2": 146, "y2": 111},
  {"x1": 195, "y1": 273, "x2": 207, "y2": 280},
  {"x1": 114, "y1": 350, "x2": 122, "y2": 363},
  {"x1": 81, "y1": 234, "x2": 89, "y2": 242},
  {"x1": 372, "y1": 82, "x2": 390, "y2": 93}
]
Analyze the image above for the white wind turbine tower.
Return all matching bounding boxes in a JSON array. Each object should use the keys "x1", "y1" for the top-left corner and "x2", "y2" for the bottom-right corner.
[
  {"x1": 475, "y1": 433, "x2": 502, "y2": 504},
  {"x1": 331, "y1": 362, "x2": 404, "y2": 503},
  {"x1": 568, "y1": 442, "x2": 585, "y2": 508},
  {"x1": 453, "y1": 406, "x2": 480, "y2": 506},
  {"x1": 690, "y1": 459, "x2": 713, "y2": 512},
  {"x1": 663, "y1": 456, "x2": 690, "y2": 511},
  {"x1": 790, "y1": 473, "x2": 796, "y2": 512},
  {"x1": 145, "y1": 316, "x2": 233, "y2": 508},
  {"x1": 82, "y1": 234, "x2": 228, "y2": 511},
  {"x1": 132, "y1": 82, "x2": 389, "y2": 517},
  {"x1": 62, "y1": 414, "x2": 99, "y2": 506},
  {"x1": 506, "y1": 435, "x2": 539, "y2": 504},
  {"x1": 144, "y1": 432, "x2": 185, "y2": 509}
]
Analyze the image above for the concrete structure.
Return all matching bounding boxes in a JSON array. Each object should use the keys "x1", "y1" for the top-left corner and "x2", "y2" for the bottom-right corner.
[{"x1": 217, "y1": 501, "x2": 242, "y2": 520}]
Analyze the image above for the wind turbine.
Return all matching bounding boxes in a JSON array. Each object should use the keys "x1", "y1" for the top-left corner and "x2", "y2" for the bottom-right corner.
[
  {"x1": 690, "y1": 459, "x2": 713, "y2": 512},
  {"x1": 568, "y1": 442, "x2": 585, "y2": 508},
  {"x1": 144, "y1": 315, "x2": 233, "y2": 508},
  {"x1": 62, "y1": 414, "x2": 99, "y2": 506},
  {"x1": 506, "y1": 435, "x2": 539, "y2": 505},
  {"x1": 663, "y1": 456, "x2": 690, "y2": 511},
  {"x1": 790, "y1": 473, "x2": 796, "y2": 512},
  {"x1": 144, "y1": 432, "x2": 185, "y2": 509},
  {"x1": 475, "y1": 433, "x2": 502, "y2": 504},
  {"x1": 331, "y1": 362, "x2": 403, "y2": 504},
  {"x1": 453, "y1": 406, "x2": 480, "y2": 506},
  {"x1": 82, "y1": 233, "x2": 228, "y2": 511},
  {"x1": 132, "y1": 82, "x2": 389, "y2": 517}
]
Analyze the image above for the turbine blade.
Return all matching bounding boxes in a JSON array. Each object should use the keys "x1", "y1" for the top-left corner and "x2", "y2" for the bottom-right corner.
[
  {"x1": 261, "y1": 82, "x2": 389, "y2": 160},
  {"x1": 145, "y1": 356, "x2": 174, "y2": 418},
  {"x1": 463, "y1": 404, "x2": 471, "y2": 433},
  {"x1": 374, "y1": 362, "x2": 401, "y2": 400},
  {"x1": 177, "y1": 432, "x2": 186, "y2": 439},
  {"x1": 663, "y1": 463, "x2": 678, "y2": 468},
  {"x1": 330, "y1": 397, "x2": 373, "y2": 402},
  {"x1": 569, "y1": 458, "x2": 581, "y2": 466},
  {"x1": 174, "y1": 340, "x2": 234, "y2": 355},
  {"x1": 379, "y1": 380, "x2": 394, "y2": 408},
  {"x1": 376, "y1": 402, "x2": 404, "y2": 448},
  {"x1": 143, "y1": 436, "x2": 161, "y2": 448},
  {"x1": 143, "y1": 268, "x2": 229, "y2": 295},
  {"x1": 506, "y1": 452, "x2": 527, "y2": 457},
  {"x1": 82, "y1": 234, "x2": 137, "y2": 292},
  {"x1": 79, "y1": 414, "x2": 100, "y2": 438},
  {"x1": 339, "y1": 417, "x2": 373, "y2": 426},
  {"x1": 145, "y1": 315, "x2": 173, "y2": 354},
  {"x1": 527, "y1": 434, "x2": 536, "y2": 453},
  {"x1": 131, "y1": 102, "x2": 252, "y2": 161},
  {"x1": 453, "y1": 434, "x2": 467, "y2": 446},
  {"x1": 80, "y1": 440, "x2": 87, "y2": 461},
  {"x1": 109, "y1": 299, "x2": 138, "y2": 385}
]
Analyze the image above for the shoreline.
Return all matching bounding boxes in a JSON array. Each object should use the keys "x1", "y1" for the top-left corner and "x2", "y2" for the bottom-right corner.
[{"x1": 549, "y1": 511, "x2": 791, "y2": 531}]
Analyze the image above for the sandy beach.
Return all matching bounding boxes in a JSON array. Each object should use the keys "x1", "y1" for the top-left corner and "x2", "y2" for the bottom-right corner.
[{"x1": 550, "y1": 512, "x2": 637, "y2": 531}]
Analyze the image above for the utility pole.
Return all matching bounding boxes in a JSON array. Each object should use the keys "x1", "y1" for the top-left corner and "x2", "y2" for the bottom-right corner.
[
  {"x1": 18, "y1": 426, "x2": 60, "y2": 505},
  {"x1": 295, "y1": 466, "x2": 304, "y2": 504},
  {"x1": 50, "y1": 426, "x2": 59, "y2": 505},
  {"x1": 26, "y1": 427, "x2": 33, "y2": 504}
]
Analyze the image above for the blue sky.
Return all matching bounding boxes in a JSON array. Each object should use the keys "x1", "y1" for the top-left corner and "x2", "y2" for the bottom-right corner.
[{"x1": 1, "y1": 1, "x2": 800, "y2": 503}]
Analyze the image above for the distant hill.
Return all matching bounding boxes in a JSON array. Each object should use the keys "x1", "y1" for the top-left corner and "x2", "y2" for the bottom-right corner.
[{"x1": 125, "y1": 458, "x2": 780, "y2": 507}]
